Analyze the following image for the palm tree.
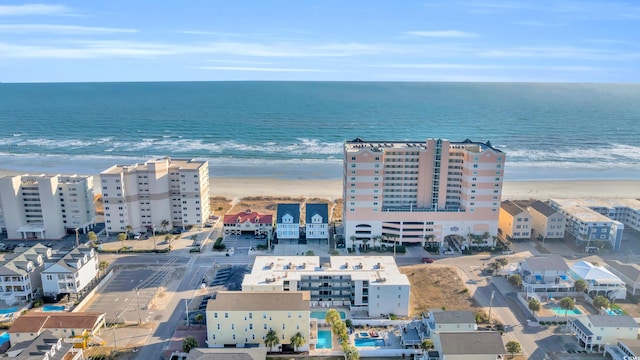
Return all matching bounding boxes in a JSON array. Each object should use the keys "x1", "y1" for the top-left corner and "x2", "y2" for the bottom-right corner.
[
  {"x1": 372, "y1": 235, "x2": 381, "y2": 250},
  {"x1": 349, "y1": 235, "x2": 357, "y2": 249},
  {"x1": 528, "y1": 298, "x2": 541, "y2": 317},
  {"x1": 125, "y1": 225, "x2": 133, "y2": 239},
  {"x1": 593, "y1": 295, "x2": 610, "y2": 310},
  {"x1": 496, "y1": 257, "x2": 509, "y2": 272},
  {"x1": 420, "y1": 339, "x2": 434, "y2": 352},
  {"x1": 344, "y1": 346, "x2": 360, "y2": 360},
  {"x1": 264, "y1": 329, "x2": 280, "y2": 352},
  {"x1": 290, "y1": 332, "x2": 305, "y2": 352},
  {"x1": 117, "y1": 233, "x2": 127, "y2": 248},
  {"x1": 424, "y1": 234, "x2": 436, "y2": 249},
  {"x1": 509, "y1": 274, "x2": 522, "y2": 287},
  {"x1": 559, "y1": 296, "x2": 575, "y2": 329},
  {"x1": 87, "y1": 231, "x2": 98, "y2": 247},
  {"x1": 361, "y1": 237, "x2": 370, "y2": 251},
  {"x1": 98, "y1": 261, "x2": 109, "y2": 277},
  {"x1": 574, "y1": 279, "x2": 587, "y2": 293},
  {"x1": 161, "y1": 219, "x2": 170, "y2": 232},
  {"x1": 182, "y1": 336, "x2": 199, "y2": 353},
  {"x1": 194, "y1": 313, "x2": 204, "y2": 325}
]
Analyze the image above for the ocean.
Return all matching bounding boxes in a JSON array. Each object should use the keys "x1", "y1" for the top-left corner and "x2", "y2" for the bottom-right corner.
[{"x1": 1, "y1": 81, "x2": 639, "y2": 181}]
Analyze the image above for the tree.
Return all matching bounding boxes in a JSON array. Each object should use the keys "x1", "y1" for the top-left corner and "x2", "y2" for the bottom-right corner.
[
  {"x1": 87, "y1": 231, "x2": 98, "y2": 246},
  {"x1": 264, "y1": 329, "x2": 280, "y2": 352},
  {"x1": 349, "y1": 235, "x2": 357, "y2": 248},
  {"x1": 194, "y1": 313, "x2": 204, "y2": 325},
  {"x1": 509, "y1": 274, "x2": 522, "y2": 287},
  {"x1": 528, "y1": 298, "x2": 541, "y2": 316},
  {"x1": 495, "y1": 257, "x2": 509, "y2": 271},
  {"x1": 420, "y1": 339, "x2": 434, "y2": 351},
  {"x1": 372, "y1": 235, "x2": 381, "y2": 250},
  {"x1": 593, "y1": 295, "x2": 610, "y2": 309},
  {"x1": 165, "y1": 234, "x2": 172, "y2": 244},
  {"x1": 125, "y1": 225, "x2": 133, "y2": 239},
  {"x1": 505, "y1": 340, "x2": 521, "y2": 356},
  {"x1": 344, "y1": 346, "x2": 360, "y2": 360},
  {"x1": 344, "y1": 319, "x2": 353, "y2": 330},
  {"x1": 574, "y1": 279, "x2": 587, "y2": 293},
  {"x1": 161, "y1": 219, "x2": 170, "y2": 231},
  {"x1": 290, "y1": 332, "x2": 305, "y2": 352},
  {"x1": 361, "y1": 237, "x2": 370, "y2": 250},
  {"x1": 559, "y1": 297, "x2": 576, "y2": 325},
  {"x1": 182, "y1": 336, "x2": 199, "y2": 353},
  {"x1": 424, "y1": 234, "x2": 436, "y2": 249},
  {"x1": 98, "y1": 260, "x2": 109, "y2": 276},
  {"x1": 117, "y1": 233, "x2": 127, "y2": 247}
]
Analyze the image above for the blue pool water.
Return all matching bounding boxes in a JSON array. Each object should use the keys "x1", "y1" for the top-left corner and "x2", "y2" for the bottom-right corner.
[
  {"x1": 42, "y1": 305, "x2": 65, "y2": 312},
  {"x1": 0, "y1": 332, "x2": 9, "y2": 345},
  {"x1": 311, "y1": 311, "x2": 346, "y2": 320},
  {"x1": 0, "y1": 307, "x2": 17, "y2": 315},
  {"x1": 317, "y1": 330, "x2": 332, "y2": 349},
  {"x1": 551, "y1": 307, "x2": 582, "y2": 316},
  {"x1": 604, "y1": 308, "x2": 623, "y2": 316},
  {"x1": 355, "y1": 338, "x2": 385, "y2": 347}
]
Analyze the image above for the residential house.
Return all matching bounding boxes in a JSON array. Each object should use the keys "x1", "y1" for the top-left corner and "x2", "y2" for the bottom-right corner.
[
  {"x1": 276, "y1": 204, "x2": 300, "y2": 240},
  {"x1": 7, "y1": 330, "x2": 84, "y2": 360},
  {"x1": 41, "y1": 245, "x2": 99, "y2": 300},
  {"x1": 305, "y1": 203, "x2": 329, "y2": 241},
  {"x1": 223, "y1": 209, "x2": 273, "y2": 237},
  {"x1": 604, "y1": 339, "x2": 640, "y2": 360},
  {"x1": 186, "y1": 347, "x2": 268, "y2": 360},
  {"x1": 517, "y1": 255, "x2": 573, "y2": 295},
  {"x1": 242, "y1": 256, "x2": 411, "y2": 317},
  {"x1": 8, "y1": 312, "x2": 106, "y2": 344},
  {"x1": 527, "y1": 200, "x2": 566, "y2": 241},
  {"x1": 0, "y1": 244, "x2": 52, "y2": 306},
  {"x1": 570, "y1": 261, "x2": 626, "y2": 300},
  {"x1": 206, "y1": 291, "x2": 310, "y2": 352},
  {"x1": 0, "y1": 174, "x2": 96, "y2": 240},
  {"x1": 498, "y1": 200, "x2": 532, "y2": 242},
  {"x1": 568, "y1": 315, "x2": 639, "y2": 351},
  {"x1": 343, "y1": 138, "x2": 505, "y2": 249},
  {"x1": 605, "y1": 260, "x2": 640, "y2": 296},
  {"x1": 425, "y1": 309, "x2": 477, "y2": 335},
  {"x1": 550, "y1": 199, "x2": 624, "y2": 250},
  {"x1": 432, "y1": 331, "x2": 505, "y2": 360}
]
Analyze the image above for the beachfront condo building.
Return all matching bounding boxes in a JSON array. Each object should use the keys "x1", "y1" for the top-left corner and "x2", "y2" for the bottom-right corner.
[
  {"x1": 498, "y1": 200, "x2": 532, "y2": 242},
  {"x1": 242, "y1": 256, "x2": 410, "y2": 317},
  {"x1": 0, "y1": 174, "x2": 96, "y2": 240},
  {"x1": 100, "y1": 157, "x2": 210, "y2": 234},
  {"x1": 343, "y1": 138, "x2": 505, "y2": 249},
  {"x1": 206, "y1": 291, "x2": 311, "y2": 351}
]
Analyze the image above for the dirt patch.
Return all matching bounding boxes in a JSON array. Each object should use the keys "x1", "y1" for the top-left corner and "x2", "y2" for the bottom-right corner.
[
  {"x1": 616, "y1": 299, "x2": 640, "y2": 317},
  {"x1": 400, "y1": 264, "x2": 479, "y2": 316}
]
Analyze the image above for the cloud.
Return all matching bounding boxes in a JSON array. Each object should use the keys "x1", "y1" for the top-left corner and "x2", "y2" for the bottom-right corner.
[
  {"x1": 194, "y1": 66, "x2": 330, "y2": 72},
  {"x1": 406, "y1": 30, "x2": 478, "y2": 38},
  {"x1": 477, "y1": 46, "x2": 640, "y2": 60},
  {"x1": 0, "y1": 24, "x2": 137, "y2": 34},
  {"x1": 0, "y1": 3, "x2": 71, "y2": 16},
  {"x1": 377, "y1": 63, "x2": 598, "y2": 71}
]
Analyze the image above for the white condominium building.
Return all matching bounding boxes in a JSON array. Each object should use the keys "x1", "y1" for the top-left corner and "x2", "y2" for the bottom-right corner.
[
  {"x1": 100, "y1": 157, "x2": 210, "y2": 234},
  {"x1": 343, "y1": 138, "x2": 505, "y2": 249},
  {"x1": 0, "y1": 174, "x2": 96, "y2": 240},
  {"x1": 243, "y1": 256, "x2": 410, "y2": 317}
]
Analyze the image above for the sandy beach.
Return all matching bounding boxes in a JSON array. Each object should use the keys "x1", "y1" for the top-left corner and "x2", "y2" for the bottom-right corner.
[{"x1": 2, "y1": 168, "x2": 639, "y2": 200}]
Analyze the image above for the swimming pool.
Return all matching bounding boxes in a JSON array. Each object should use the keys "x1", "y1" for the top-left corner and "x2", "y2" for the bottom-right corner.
[
  {"x1": 311, "y1": 310, "x2": 346, "y2": 320},
  {"x1": 604, "y1": 308, "x2": 623, "y2": 316},
  {"x1": 551, "y1": 307, "x2": 582, "y2": 316},
  {"x1": 0, "y1": 332, "x2": 9, "y2": 345},
  {"x1": 355, "y1": 338, "x2": 385, "y2": 347},
  {"x1": 0, "y1": 307, "x2": 17, "y2": 315},
  {"x1": 317, "y1": 330, "x2": 332, "y2": 349},
  {"x1": 42, "y1": 305, "x2": 65, "y2": 312}
]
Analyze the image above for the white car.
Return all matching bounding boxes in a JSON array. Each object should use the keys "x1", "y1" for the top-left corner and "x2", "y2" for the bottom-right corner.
[{"x1": 133, "y1": 233, "x2": 142, "y2": 240}]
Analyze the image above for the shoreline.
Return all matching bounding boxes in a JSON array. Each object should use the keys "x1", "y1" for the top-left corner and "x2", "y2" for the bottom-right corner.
[{"x1": 1, "y1": 169, "x2": 639, "y2": 200}]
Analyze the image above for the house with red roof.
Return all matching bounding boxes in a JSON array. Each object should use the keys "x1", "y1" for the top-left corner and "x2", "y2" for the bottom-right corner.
[{"x1": 223, "y1": 209, "x2": 273, "y2": 237}]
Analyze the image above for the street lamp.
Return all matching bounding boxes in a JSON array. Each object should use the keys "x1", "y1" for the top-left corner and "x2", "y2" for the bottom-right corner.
[
  {"x1": 488, "y1": 290, "x2": 495, "y2": 329},
  {"x1": 152, "y1": 225, "x2": 156, "y2": 251}
]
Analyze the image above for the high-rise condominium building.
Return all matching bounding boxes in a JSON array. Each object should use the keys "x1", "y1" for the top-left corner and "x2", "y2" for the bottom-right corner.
[
  {"x1": 343, "y1": 138, "x2": 505, "y2": 249},
  {"x1": 0, "y1": 174, "x2": 96, "y2": 240},
  {"x1": 100, "y1": 157, "x2": 210, "y2": 234}
]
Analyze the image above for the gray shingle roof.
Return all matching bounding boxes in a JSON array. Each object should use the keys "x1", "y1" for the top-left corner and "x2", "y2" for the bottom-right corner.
[
  {"x1": 306, "y1": 203, "x2": 328, "y2": 224},
  {"x1": 439, "y1": 332, "x2": 505, "y2": 355},
  {"x1": 433, "y1": 310, "x2": 476, "y2": 325},
  {"x1": 522, "y1": 255, "x2": 569, "y2": 272},
  {"x1": 186, "y1": 347, "x2": 268, "y2": 360},
  {"x1": 588, "y1": 315, "x2": 639, "y2": 328},
  {"x1": 605, "y1": 260, "x2": 640, "y2": 282},
  {"x1": 277, "y1": 204, "x2": 300, "y2": 223},
  {"x1": 529, "y1": 200, "x2": 558, "y2": 217},
  {"x1": 501, "y1": 200, "x2": 526, "y2": 216}
]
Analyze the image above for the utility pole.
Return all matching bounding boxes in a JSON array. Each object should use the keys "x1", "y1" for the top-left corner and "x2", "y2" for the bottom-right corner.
[
  {"x1": 488, "y1": 290, "x2": 495, "y2": 329},
  {"x1": 152, "y1": 225, "x2": 156, "y2": 251},
  {"x1": 112, "y1": 327, "x2": 118, "y2": 351},
  {"x1": 136, "y1": 288, "x2": 142, "y2": 325},
  {"x1": 75, "y1": 228, "x2": 79, "y2": 247},
  {"x1": 186, "y1": 299, "x2": 190, "y2": 327}
]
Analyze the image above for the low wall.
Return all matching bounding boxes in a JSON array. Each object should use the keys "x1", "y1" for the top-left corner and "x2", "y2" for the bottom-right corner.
[
  {"x1": 350, "y1": 319, "x2": 411, "y2": 327},
  {"x1": 73, "y1": 270, "x2": 114, "y2": 312}
]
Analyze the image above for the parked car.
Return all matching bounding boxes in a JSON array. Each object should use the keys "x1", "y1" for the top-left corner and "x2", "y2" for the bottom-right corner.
[
  {"x1": 17, "y1": 243, "x2": 27, "y2": 248},
  {"x1": 6, "y1": 244, "x2": 16, "y2": 250},
  {"x1": 0, "y1": 243, "x2": 6, "y2": 250},
  {"x1": 170, "y1": 228, "x2": 184, "y2": 235},
  {"x1": 421, "y1": 257, "x2": 434, "y2": 263},
  {"x1": 133, "y1": 232, "x2": 142, "y2": 240}
]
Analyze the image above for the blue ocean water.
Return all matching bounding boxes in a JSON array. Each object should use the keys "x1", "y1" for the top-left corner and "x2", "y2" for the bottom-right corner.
[{"x1": 1, "y1": 81, "x2": 639, "y2": 180}]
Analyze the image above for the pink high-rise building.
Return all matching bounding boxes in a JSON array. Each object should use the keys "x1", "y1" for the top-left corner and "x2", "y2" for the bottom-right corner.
[{"x1": 343, "y1": 138, "x2": 505, "y2": 250}]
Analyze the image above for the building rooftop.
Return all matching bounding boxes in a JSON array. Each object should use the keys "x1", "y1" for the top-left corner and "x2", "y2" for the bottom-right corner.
[
  {"x1": 501, "y1": 200, "x2": 526, "y2": 217},
  {"x1": 618, "y1": 339, "x2": 640, "y2": 356},
  {"x1": 8, "y1": 312, "x2": 105, "y2": 334},
  {"x1": 571, "y1": 261, "x2": 625, "y2": 284},
  {"x1": 432, "y1": 310, "x2": 476, "y2": 325},
  {"x1": 206, "y1": 291, "x2": 310, "y2": 312},
  {"x1": 186, "y1": 347, "x2": 268, "y2": 360},
  {"x1": 243, "y1": 256, "x2": 410, "y2": 287},
  {"x1": 551, "y1": 199, "x2": 618, "y2": 223},
  {"x1": 305, "y1": 203, "x2": 329, "y2": 224},
  {"x1": 438, "y1": 332, "x2": 505, "y2": 355},
  {"x1": 605, "y1": 260, "x2": 640, "y2": 282},
  {"x1": 521, "y1": 255, "x2": 569, "y2": 273},
  {"x1": 224, "y1": 209, "x2": 273, "y2": 225},
  {"x1": 529, "y1": 200, "x2": 558, "y2": 217},
  {"x1": 14, "y1": 330, "x2": 74, "y2": 360},
  {"x1": 276, "y1": 204, "x2": 300, "y2": 223},
  {"x1": 101, "y1": 157, "x2": 206, "y2": 175},
  {"x1": 587, "y1": 315, "x2": 639, "y2": 328},
  {"x1": 344, "y1": 137, "x2": 503, "y2": 153}
]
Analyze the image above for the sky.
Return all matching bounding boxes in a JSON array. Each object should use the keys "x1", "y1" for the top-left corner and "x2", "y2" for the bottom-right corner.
[{"x1": 0, "y1": 1, "x2": 639, "y2": 83}]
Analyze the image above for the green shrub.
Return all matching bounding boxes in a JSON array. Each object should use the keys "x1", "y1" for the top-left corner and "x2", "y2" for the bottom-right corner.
[
  {"x1": 213, "y1": 237, "x2": 226, "y2": 251},
  {"x1": 33, "y1": 298, "x2": 43, "y2": 307}
]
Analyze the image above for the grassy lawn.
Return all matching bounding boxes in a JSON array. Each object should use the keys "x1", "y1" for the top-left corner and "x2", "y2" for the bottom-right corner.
[{"x1": 400, "y1": 264, "x2": 479, "y2": 316}]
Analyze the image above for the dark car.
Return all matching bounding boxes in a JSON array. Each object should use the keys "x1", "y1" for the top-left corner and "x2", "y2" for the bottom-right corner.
[
  {"x1": 6, "y1": 244, "x2": 16, "y2": 250},
  {"x1": 170, "y1": 228, "x2": 184, "y2": 235},
  {"x1": 421, "y1": 257, "x2": 434, "y2": 263}
]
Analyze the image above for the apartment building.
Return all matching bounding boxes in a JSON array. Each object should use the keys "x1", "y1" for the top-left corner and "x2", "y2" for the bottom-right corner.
[
  {"x1": 0, "y1": 244, "x2": 52, "y2": 306},
  {"x1": 498, "y1": 200, "x2": 532, "y2": 241},
  {"x1": 527, "y1": 200, "x2": 566, "y2": 241},
  {"x1": 41, "y1": 245, "x2": 99, "y2": 300},
  {"x1": 343, "y1": 138, "x2": 505, "y2": 249},
  {"x1": 550, "y1": 199, "x2": 626, "y2": 250},
  {"x1": 242, "y1": 256, "x2": 410, "y2": 316},
  {"x1": 206, "y1": 291, "x2": 310, "y2": 351},
  {"x1": 0, "y1": 174, "x2": 95, "y2": 240},
  {"x1": 100, "y1": 157, "x2": 210, "y2": 234},
  {"x1": 305, "y1": 203, "x2": 329, "y2": 241}
]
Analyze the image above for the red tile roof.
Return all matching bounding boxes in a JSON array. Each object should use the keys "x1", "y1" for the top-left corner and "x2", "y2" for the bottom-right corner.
[{"x1": 224, "y1": 209, "x2": 273, "y2": 225}]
